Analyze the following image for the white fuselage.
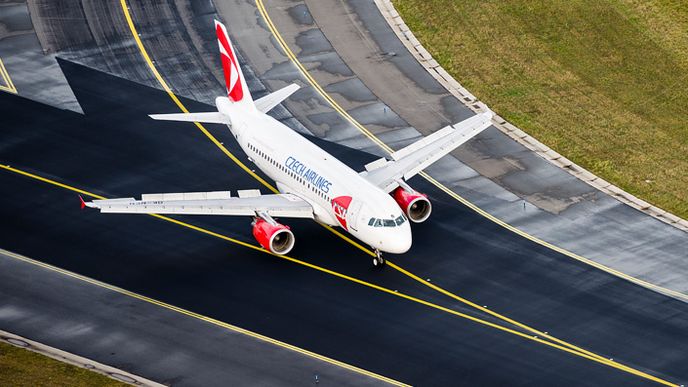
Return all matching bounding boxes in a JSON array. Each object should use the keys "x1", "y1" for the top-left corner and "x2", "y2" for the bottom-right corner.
[{"x1": 217, "y1": 97, "x2": 412, "y2": 254}]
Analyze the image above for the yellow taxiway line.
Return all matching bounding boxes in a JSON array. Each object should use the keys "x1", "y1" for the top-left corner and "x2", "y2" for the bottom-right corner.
[
  {"x1": 253, "y1": 1, "x2": 679, "y2": 385},
  {"x1": 115, "y1": 1, "x2": 676, "y2": 385},
  {"x1": 0, "y1": 169, "x2": 676, "y2": 387},
  {"x1": 0, "y1": 57, "x2": 17, "y2": 94},
  {"x1": 0, "y1": 246, "x2": 407, "y2": 387},
  {"x1": 253, "y1": 0, "x2": 688, "y2": 304}
]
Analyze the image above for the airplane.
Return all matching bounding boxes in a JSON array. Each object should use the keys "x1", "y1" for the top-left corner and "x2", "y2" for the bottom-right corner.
[{"x1": 82, "y1": 19, "x2": 493, "y2": 267}]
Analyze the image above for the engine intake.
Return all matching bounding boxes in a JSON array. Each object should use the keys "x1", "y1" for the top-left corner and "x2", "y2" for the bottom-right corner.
[
  {"x1": 392, "y1": 187, "x2": 432, "y2": 223},
  {"x1": 252, "y1": 218, "x2": 295, "y2": 255}
]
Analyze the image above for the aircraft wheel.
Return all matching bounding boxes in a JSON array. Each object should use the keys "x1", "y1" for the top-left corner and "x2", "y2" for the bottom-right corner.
[{"x1": 372, "y1": 253, "x2": 385, "y2": 268}]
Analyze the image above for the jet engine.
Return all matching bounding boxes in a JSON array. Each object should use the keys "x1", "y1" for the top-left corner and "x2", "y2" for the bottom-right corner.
[
  {"x1": 252, "y1": 218, "x2": 295, "y2": 255},
  {"x1": 392, "y1": 186, "x2": 432, "y2": 223}
]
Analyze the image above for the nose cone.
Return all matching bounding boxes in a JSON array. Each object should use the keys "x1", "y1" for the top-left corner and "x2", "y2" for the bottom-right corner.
[{"x1": 379, "y1": 222, "x2": 412, "y2": 254}]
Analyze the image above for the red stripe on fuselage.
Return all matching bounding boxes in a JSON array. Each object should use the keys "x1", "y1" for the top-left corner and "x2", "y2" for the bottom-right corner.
[{"x1": 332, "y1": 196, "x2": 352, "y2": 230}]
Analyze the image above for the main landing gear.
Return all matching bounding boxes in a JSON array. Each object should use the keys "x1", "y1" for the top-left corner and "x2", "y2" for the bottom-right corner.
[{"x1": 372, "y1": 249, "x2": 386, "y2": 268}]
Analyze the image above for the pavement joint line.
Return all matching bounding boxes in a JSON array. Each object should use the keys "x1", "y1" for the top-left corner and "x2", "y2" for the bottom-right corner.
[
  {"x1": 0, "y1": 57, "x2": 18, "y2": 94},
  {"x1": 258, "y1": 0, "x2": 688, "y2": 304},
  {"x1": 0, "y1": 164, "x2": 676, "y2": 387},
  {"x1": 116, "y1": 1, "x2": 677, "y2": 385},
  {"x1": 372, "y1": 1, "x2": 688, "y2": 229},
  {"x1": 0, "y1": 327, "x2": 164, "y2": 387}
]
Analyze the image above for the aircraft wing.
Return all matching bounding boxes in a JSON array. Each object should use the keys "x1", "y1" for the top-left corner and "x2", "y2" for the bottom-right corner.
[
  {"x1": 149, "y1": 112, "x2": 231, "y2": 124},
  {"x1": 83, "y1": 190, "x2": 314, "y2": 218},
  {"x1": 361, "y1": 112, "x2": 493, "y2": 193}
]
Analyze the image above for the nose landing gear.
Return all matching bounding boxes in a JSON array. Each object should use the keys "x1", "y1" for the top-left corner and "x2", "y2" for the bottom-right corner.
[{"x1": 372, "y1": 249, "x2": 386, "y2": 268}]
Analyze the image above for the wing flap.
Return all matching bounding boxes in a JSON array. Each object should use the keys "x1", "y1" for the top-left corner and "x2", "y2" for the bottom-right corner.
[
  {"x1": 362, "y1": 112, "x2": 493, "y2": 192},
  {"x1": 87, "y1": 192, "x2": 313, "y2": 218},
  {"x1": 390, "y1": 125, "x2": 455, "y2": 161},
  {"x1": 141, "y1": 191, "x2": 232, "y2": 201}
]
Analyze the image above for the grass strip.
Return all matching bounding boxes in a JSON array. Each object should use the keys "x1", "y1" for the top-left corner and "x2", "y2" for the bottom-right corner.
[
  {"x1": 396, "y1": 0, "x2": 688, "y2": 218},
  {"x1": 0, "y1": 341, "x2": 128, "y2": 387}
]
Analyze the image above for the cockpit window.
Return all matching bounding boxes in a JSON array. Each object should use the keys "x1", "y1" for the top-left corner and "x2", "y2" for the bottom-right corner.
[{"x1": 368, "y1": 217, "x2": 405, "y2": 227}]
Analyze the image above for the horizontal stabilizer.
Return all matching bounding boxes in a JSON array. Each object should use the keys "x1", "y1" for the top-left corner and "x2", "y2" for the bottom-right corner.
[
  {"x1": 255, "y1": 84, "x2": 300, "y2": 113},
  {"x1": 149, "y1": 112, "x2": 231, "y2": 124}
]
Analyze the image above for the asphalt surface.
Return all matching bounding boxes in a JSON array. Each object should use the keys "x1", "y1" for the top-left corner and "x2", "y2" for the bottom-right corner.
[
  {"x1": 0, "y1": 0, "x2": 81, "y2": 112},
  {"x1": 2, "y1": 58, "x2": 688, "y2": 386},
  {"x1": 252, "y1": 0, "x2": 688, "y2": 295},
  {"x1": 0, "y1": 250, "x2": 386, "y2": 387},
  {"x1": 13, "y1": 0, "x2": 688, "y2": 297},
  {"x1": 2, "y1": 1, "x2": 688, "y2": 386}
]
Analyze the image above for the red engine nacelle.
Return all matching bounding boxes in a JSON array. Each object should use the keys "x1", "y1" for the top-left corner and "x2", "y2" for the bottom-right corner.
[
  {"x1": 252, "y1": 218, "x2": 295, "y2": 255},
  {"x1": 392, "y1": 187, "x2": 432, "y2": 223}
]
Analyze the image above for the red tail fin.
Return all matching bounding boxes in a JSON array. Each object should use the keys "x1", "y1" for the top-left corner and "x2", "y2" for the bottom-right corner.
[{"x1": 215, "y1": 20, "x2": 250, "y2": 104}]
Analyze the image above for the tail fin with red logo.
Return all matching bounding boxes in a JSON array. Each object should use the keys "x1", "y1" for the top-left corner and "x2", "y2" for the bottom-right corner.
[
  {"x1": 215, "y1": 19, "x2": 253, "y2": 107},
  {"x1": 148, "y1": 20, "x2": 301, "y2": 125}
]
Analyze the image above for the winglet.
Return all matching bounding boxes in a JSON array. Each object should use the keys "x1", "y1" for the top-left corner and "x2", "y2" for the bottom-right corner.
[{"x1": 79, "y1": 195, "x2": 97, "y2": 209}]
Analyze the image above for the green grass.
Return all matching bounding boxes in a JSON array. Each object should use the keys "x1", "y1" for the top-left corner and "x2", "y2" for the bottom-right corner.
[
  {"x1": 0, "y1": 341, "x2": 128, "y2": 387},
  {"x1": 396, "y1": 0, "x2": 688, "y2": 218}
]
